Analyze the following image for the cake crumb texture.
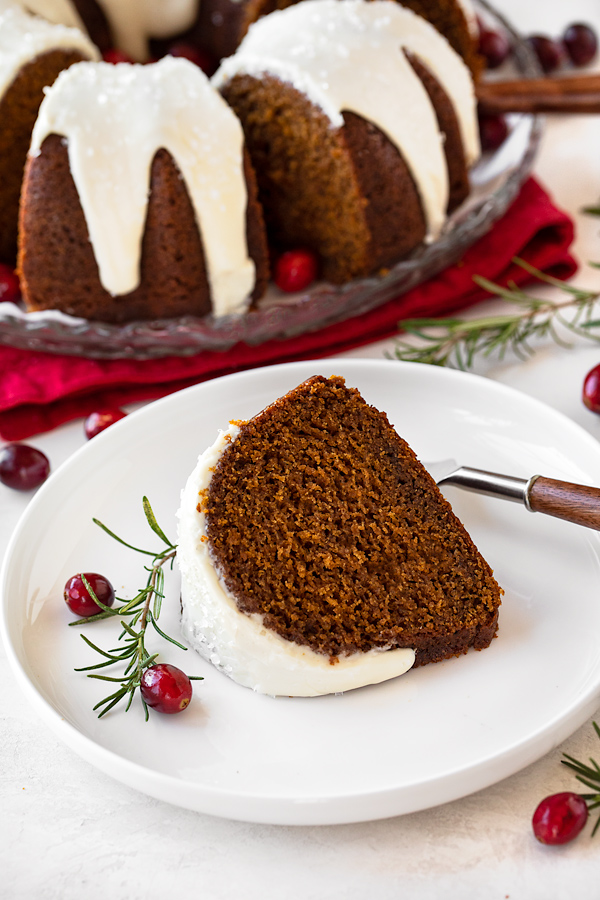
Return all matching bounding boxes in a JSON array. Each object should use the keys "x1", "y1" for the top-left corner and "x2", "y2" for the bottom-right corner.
[{"x1": 206, "y1": 376, "x2": 502, "y2": 666}]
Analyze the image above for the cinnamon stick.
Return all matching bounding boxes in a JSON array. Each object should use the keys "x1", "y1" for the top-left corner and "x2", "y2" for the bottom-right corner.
[{"x1": 477, "y1": 72, "x2": 600, "y2": 114}]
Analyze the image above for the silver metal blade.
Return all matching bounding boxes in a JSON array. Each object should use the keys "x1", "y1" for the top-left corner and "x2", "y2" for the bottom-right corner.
[
  {"x1": 423, "y1": 459, "x2": 530, "y2": 503},
  {"x1": 422, "y1": 458, "x2": 460, "y2": 484}
]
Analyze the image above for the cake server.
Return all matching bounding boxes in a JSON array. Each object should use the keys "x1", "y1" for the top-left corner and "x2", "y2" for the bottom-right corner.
[{"x1": 424, "y1": 459, "x2": 600, "y2": 531}]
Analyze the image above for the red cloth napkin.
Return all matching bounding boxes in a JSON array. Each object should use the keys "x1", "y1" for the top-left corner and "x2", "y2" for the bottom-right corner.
[{"x1": 0, "y1": 177, "x2": 577, "y2": 441}]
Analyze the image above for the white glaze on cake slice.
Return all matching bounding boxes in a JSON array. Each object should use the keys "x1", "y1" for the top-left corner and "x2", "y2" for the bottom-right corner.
[
  {"x1": 177, "y1": 425, "x2": 415, "y2": 697},
  {"x1": 0, "y1": 1, "x2": 99, "y2": 97}
]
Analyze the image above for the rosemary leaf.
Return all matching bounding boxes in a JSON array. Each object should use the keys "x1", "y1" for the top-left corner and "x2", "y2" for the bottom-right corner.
[
  {"x1": 73, "y1": 499, "x2": 196, "y2": 719},
  {"x1": 143, "y1": 496, "x2": 175, "y2": 548},
  {"x1": 561, "y1": 723, "x2": 600, "y2": 836},
  {"x1": 87, "y1": 674, "x2": 134, "y2": 683},
  {"x1": 92, "y1": 516, "x2": 157, "y2": 556},
  {"x1": 392, "y1": 258, "x2": 600, "y2": 370},
  {"x1": 149, "y1": 613, "x2": 188, "y2": 649},
  {"x1": 93, "y1": 688, "x2": 127, "y2": 711},
  {"x1": 77, "y1": 633, "x2": 124, "y2": 662}
]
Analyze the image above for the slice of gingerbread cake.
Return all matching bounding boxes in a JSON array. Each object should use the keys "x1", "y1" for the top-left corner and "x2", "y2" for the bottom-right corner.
[{"x1": 177, "y1": 375, "x2": 502, "y2": 696}]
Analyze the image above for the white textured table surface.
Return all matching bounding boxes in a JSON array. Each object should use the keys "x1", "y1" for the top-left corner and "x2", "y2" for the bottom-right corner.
[{"x1": 3, "y1": 1, "x2": 600, "y2": 897}]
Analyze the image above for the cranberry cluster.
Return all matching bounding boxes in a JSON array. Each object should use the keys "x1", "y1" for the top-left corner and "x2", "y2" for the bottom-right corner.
[
  {"x1": 478, "y1": 19, "x2": 598, "y2": 73},
  {"x1": 65, "y1": 572, "x2": 194, "y2": 715},
  {"x1": 477, "y1": 20, "x2": 598, "y2": 153},
  {"x1": 102, "y1": 42, "x2": 215, "y2": 75}
]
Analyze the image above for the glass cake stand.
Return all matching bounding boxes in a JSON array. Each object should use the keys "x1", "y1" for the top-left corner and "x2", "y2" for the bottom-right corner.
[{"x1": 0, "y1": 1, "x2": 543, "y2": 360}]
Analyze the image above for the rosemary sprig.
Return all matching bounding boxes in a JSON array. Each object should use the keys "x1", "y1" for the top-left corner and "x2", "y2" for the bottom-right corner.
[
  {"x1": 71, "y1": 497, "x2": 200, "y2": 720},
  {"x1": 562, "y1": 721, "x2": 600, "y2": 837},
  {"x1": 391, "y1": 258, "x2": 600, "y2": 370}
]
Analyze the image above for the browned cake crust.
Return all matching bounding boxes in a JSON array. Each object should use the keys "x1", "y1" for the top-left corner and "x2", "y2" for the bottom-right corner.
[
  {"x1": 399, "y1": 0, "x2": 483, "y2": 78},
  {"x1": 0, "y1": 49, "x2": 87, "y2": 266},
  {"x1": 205, "y1": 376, "x2": 502, "y2": 667},
  {"x1": 222, "y1": 74, "x2": 374, "y2": 282},
  {"x1": 18, "y1": 134, "x2": 269, "y2": 322},
  {"x1": 220, "y1": 63, "x2": 468, "y2": 283},
  {"x1": 408, "y1": 54, "x2": 469, "y2": 212},
  {"x1": 70, "y1": 0, "x2": 112, "y2": 52},
  {"x1": 194, "y1": 0, "x2": 272, "y2": 63}
]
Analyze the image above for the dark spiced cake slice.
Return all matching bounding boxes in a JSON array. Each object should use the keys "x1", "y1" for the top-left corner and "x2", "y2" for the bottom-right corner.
[{"x1": 177, "y1": 375, "x2": 502, "y2": 695}]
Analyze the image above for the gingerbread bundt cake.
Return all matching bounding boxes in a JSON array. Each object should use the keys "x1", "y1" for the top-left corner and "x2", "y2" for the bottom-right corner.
[
  {"x1": 215, "y1": 0, "x2": 480, "y2": 284},
  {"x1": 4, "y1": 0, "x2": 480, "y2": 323},
  {"x1": 18, "y1": 57, "x2": 269, "y2": 322},
  {"x1": 0, "y1": 1, "x2": 98, "y2": 265},
  {"x1": 177, "y1": 376, "x2": 502, "y2": 696}
]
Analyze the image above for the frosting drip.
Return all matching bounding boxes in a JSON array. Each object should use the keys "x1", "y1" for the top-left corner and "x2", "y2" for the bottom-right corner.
[
  {"x1": 214, "y1": 0, "x2": 480, "y2": 241},
  {"x1": 2, "y1": 0, "x2": 200, "y2": 59},
  {"x1": 454, "y1": 0, "x2": 479, "y2": 38},
  {"x1": 0, "y1": 1, "x2": 98, "y2": 97},
  {"x1": 95, "y1": 0, "x2": 200, "y2": 61},
  {"x1": 6, "y1": 0, "x2": 86, "y2": 30},
  {"x1": 30, "y1": 57, "x2": 256, "y2": 316},
  {"x1": 177, "y1": 424, "x2": 416, "y2": 697}
]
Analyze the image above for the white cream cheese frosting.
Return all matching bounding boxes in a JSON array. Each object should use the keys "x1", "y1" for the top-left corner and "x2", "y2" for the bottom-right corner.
[
  {"x1": 213, "y1": 0, "x2": 480, "y2": 242},
  {"x1": 4, "y1": 0, "x2": 201, "y2": 61},
  {"x1": 6, "y1": 0, "x2": 86, "y2": 31},
  {"x1": 30, "y1": 57, "x2": 256, "y2": 316},
  {"x1": 0, "y1": 1, "x2": 98, "y2": 98},
  {"x1": 94, "y1": 0, "x2": 200, "y2": 62},
  {"x1": 177, "y1": 424, "x2": 415, "y2": 697}
]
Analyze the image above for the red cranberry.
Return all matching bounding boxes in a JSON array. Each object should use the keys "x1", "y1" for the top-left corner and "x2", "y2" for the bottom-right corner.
[
  {"x1": 274, "y1": 249, "x2": 318, "y2": 293},
  {"x1": 0, "y1": 443, "x2": 50, "y2": 491},
  {"x1": 167, "y1": 42, "x2": 216, "y2": 75},
  {"x1": 527, "y1": 35, "x2": 564, "y2": 73},
  {"x1": 532, "y1": 792, "x2": 588, "y2": 845},
  {"x1": 563, "y1": 23, "x2": 598, "y2": 67},
  {"x1": 0, "y1": 263, "x2": 20, "y2": 303},
  {"x1": 478, "y1": 28, "x2": 511, "y2": 69},
  {"x1": 64, "y1": 573, "x2": 116, "y2": 617},
  {"x1": 102, "y1": 48, "x2": 134, "y2": 64},
  {"x1": 478, "y1": 112, "x2": 509, "y2": 152},
  {"x1": 140, "y1": 664, "x2": 193, "y2": 714},
  {"x1": 583, "y1": 363, "x2": 600, "y2": 412},
  {"x1": 83, "y1": 408, "x2": 127, "y2": 440}
]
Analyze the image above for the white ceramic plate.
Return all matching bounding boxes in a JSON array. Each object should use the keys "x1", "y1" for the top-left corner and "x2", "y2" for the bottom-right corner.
[{"x1": 3, "y1": 359, "x2": 600, "y2": 826}]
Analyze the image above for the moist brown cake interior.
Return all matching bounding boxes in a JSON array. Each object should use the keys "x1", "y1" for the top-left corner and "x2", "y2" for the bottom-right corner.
[
  {"x1": 221, "y1": 74, "x2": 374, "y2": 283},
  {"x1": 0, "y1": 49, "x2": 88, "y2": 266},
  {"x1": 18, "y1": 135, "x2": 269, "y2": 322},
  {"x1": 205, "y1": 376, "x2": 502, "y2": 667}
]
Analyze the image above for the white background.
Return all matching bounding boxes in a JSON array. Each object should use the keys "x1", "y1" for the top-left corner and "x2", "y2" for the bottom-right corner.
[{"x1": 3, "y1": 0, "x2": 600, "y2": 897}]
